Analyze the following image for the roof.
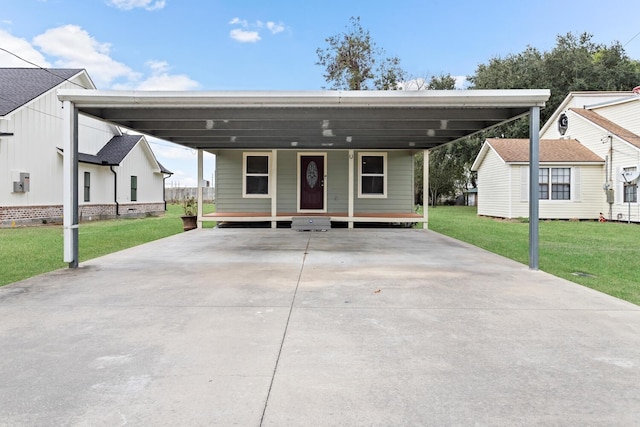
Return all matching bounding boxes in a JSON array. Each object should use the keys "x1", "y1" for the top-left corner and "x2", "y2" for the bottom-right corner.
[
  {"x1": 570, "y1": 108, "x2": 640, "y2": 150},
  {"x1": 78, "y1": 134, "x2": 173, "y2": 174},
  {"x1": 57, "y1": 89, "x2": 550, "y2": 151},
  {"x1": 539, "y1": 91, "x2": 637, "y2": 136},
  {"x1": 0, "y1": 68, "x2": 87, "y2": 116},
  {"x1": 472, "y1": 138, "x2": 604, "y2": 170},
  {"x1": 78, "y1": 134, "x2": 142, "y2": 165}
]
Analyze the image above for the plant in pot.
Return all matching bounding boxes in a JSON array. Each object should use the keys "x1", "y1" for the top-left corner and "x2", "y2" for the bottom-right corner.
[{"x1": 181, "y1": 197, "x2": 198, "y2": 231}]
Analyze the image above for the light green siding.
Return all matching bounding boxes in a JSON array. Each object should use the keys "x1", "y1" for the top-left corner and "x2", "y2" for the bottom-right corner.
[{"x1": 215, "y1": 149, "x2": 415, "y2": 214}]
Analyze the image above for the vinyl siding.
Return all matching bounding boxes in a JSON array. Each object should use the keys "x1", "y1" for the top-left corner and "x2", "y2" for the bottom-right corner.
[
  {"x1": 594, "y1": 101, "x2": 640, "y2": 135},
  {"x1": 116, "y1": 142, "x2": 164, "y2": 203},
  {"x1": 215, "y1": 149, "x2": 415, "y2": 214},
  {"x1": 476, "y1": 149, "x2": 511, "y2": 217},
  {"x1": 353, "y1": 150, "x2": 414, "y2": 213},
  {"x1": 512, "y1": 165, "x2": 603, "y2": 219},
  {"x1": 1, "y1": 76, "x2": 165, "y2": 210}
]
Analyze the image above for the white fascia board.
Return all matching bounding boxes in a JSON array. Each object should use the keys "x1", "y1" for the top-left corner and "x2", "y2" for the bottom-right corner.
[{"x1": 57, "y1": 89, "x2": 550, "y2": 109}]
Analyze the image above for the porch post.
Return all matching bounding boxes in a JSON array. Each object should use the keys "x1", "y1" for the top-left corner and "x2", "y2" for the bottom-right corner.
[
  {"x1": 348, "y1": 150, "x2": 354, "y2": 228},
  {"x1": 62, "y1": 100, "x2": 79, "y2": 267},
  {"x1": 271, "y1": 149, "x2": 278, "y2": 228},
  {"x1": 528, "y1": 107, "x2": 540, "y2": 270},
  {"x1": 197, "y1": 149, "x2": 203, "y2": 228},
  {"x1": 423, "y1": 150, "x2": 429, "y2": 229}
]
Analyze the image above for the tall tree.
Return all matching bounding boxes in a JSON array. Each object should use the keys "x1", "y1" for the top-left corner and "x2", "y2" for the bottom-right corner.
[
  {"x1": 468, "y1": 32, "x2": 640, "y2": 137},
  {"x1": 316, "y1": 16, "x2": 406, "y2": 90}
]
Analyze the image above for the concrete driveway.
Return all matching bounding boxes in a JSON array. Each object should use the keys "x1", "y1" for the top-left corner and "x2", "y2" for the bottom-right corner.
[{"x1": 1, "y1": 228, "x2": 639, "y2": 426}]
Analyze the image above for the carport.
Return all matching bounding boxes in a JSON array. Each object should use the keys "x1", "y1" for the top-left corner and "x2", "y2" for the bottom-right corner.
[{"x1": 56, "y1": 89, "x2": 549, "y2": 268}]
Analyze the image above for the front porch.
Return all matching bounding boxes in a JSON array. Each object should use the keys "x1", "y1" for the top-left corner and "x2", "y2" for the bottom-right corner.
[{"x1": 201, "y1": 210, "x2": 424, "y2": 228}]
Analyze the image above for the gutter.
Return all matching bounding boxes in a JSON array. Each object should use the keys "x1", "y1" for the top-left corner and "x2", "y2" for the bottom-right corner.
[{"x1": 110, "y1": 166, "x2": 119, "y2": 216}]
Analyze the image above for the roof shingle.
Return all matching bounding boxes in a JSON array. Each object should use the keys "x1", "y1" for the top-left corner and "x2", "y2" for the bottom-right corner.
[
  {"x1": 570, "y1": 108, "x2": 640, "y2": 150},
  {"x1": 486, "y1": 138, "x2": 604, "y2": 163},
  {"x1": 0, "y1": 68, "x2": 84, "y2": 116}
]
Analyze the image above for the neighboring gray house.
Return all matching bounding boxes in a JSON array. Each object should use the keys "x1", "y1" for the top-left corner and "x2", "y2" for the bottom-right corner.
[{"x1": 0, "y1": 68, "x2": 171, "y2": 226}]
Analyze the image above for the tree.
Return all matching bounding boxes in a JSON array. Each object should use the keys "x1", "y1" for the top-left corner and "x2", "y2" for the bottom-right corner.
[
  {"x1": 468, "y1": 32, "x2": 640, "y2": 137},
  {"x1": 316, "y1": 16, "x2": 406, "y2": 90}
]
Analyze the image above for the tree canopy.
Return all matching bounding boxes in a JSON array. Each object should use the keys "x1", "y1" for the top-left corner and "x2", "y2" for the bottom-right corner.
[
  {"x1": 426, "y1": 32, "x2": 640, "y2": 206},
  {"x1": 316, "y1": 16, "x2": 406, "y2": 90}
]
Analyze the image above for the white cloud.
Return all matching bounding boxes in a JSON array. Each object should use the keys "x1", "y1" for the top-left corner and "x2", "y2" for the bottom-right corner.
[
  {"x1": 33, "y1": 25, "x2": 139, "y2": 88},
  {"x1": 229, "y1": 17, "x2": 285, "y2": 43},
  {"x1": 454, "y1": 75, "x2": 468, "y2": 89},
  {"x1": 0, "y1": 29, "x2": 51, "y2": 67},
  {"x1": 107, "y1": 0, "x2": 166, "y2": 11},
  {"x1": 229, "y1": 17, "x2": 248, "y2": 27},
  {"x1": 265, "y1": 21, "x2": 285, "y2": 34},
  {"x1": 112, "y1": 60, "x2": 199, "y2": 90},
  {"x1": 230, "y1": 29, "x2": 261, "y2": 43}
]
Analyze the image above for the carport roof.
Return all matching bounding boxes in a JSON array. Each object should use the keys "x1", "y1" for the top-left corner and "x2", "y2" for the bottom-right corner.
[{"x1": 57, "y1": 89, "x2": 550, "y2": 151}]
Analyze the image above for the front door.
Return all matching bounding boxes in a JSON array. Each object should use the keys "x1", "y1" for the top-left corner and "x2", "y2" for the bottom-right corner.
[{"x1": 300, "y1": 155, "x2": 325, "y2": 210}]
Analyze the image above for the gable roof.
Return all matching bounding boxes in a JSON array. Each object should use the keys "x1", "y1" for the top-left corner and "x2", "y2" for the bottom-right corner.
[
  {"x1": 539, "y1": 91, "x2": 637, "y2": 136},
  {"x1": 0, "y1": 68, "x2": 90, "y2": 116},
  {"x1": 78, "y1": 134, "x2": 172, "y2": 174},
  {"x1": 569, "y1": 108, "x2": 640, "y2": 150},
  {"x1": 78, "y1": 134, "x2": 142, "y2": 165},
  {"x1": 472, "y1": 138, "x2": 603, "y2": 170}
]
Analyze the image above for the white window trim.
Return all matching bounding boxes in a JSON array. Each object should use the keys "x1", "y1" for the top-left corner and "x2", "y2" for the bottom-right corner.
[
  {"x1": 621, "y1": 166, "x2": 639, "y2": 204},
  {"x1": 538, "y1": 166, "x2": 572, "y2": 202},
  {"x1": 357, "y1": 152, "x2": 387, "y2": 198},
  {"x1": 242, "y1": 152, "x2": 271, "y2": 198}
]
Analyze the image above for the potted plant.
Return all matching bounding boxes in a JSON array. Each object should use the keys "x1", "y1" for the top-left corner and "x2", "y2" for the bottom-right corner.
[{"x1": 181, "y1": 197, "x2": 198, "y2": 231}]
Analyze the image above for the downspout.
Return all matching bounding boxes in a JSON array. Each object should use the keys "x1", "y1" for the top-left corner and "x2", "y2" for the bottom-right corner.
[
  {"x1": 163, "y1": 173, "x2": 173, "y2": 211},
  {"x1": 110, "y1": 166, "x2": 119, "y2": 216}
]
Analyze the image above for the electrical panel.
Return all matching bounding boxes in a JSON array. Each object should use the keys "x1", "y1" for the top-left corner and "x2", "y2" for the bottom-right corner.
[{"x1": 12, "y1": 172, "x2": 29, "y2": 193}]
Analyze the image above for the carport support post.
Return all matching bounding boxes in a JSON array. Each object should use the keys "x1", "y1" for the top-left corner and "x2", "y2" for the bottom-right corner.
[
  {"x1": 528, "y1": 106, "x2": 540, "y2": 270},
  {"x1": 423, "y1": 150, "x2": 429, "y2": 229},
  {"x1": 197, "y1": 149, "x2": 203, "y2": 228},
  {"x1": 62, "y1": 100, "x2": 79, "y2": 268},
  {"x1": 271, "y1": 149, "x2": 278, "y2": 228},
  {"x1": 348, "y1": 149, "x2": 354, "y2": 228}
]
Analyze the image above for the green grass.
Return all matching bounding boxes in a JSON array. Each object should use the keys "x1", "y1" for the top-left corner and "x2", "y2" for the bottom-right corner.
[
  {"x1": 0, "y1": 203, "x2": 215, "y2": 287},
  {"x1": 3, "y1": 204, "x2": 639, "y2": 306},
  {"x1": 426, "y1": 206, "x2": 640, "y2": 305}
]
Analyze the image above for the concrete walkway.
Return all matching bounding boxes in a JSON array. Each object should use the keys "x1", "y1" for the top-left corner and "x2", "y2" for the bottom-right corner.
[{"x1": 1, "y1": 228, "x2": 639, "y2": 426}]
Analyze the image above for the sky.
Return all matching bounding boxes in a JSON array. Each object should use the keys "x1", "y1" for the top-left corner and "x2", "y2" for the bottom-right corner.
[{"x1": 2, "y1": 0, "x2": 640, "y2": 187}]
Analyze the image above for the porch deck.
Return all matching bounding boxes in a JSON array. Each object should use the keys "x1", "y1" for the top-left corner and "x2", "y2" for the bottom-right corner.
[{"x1": 202, "y1": 211, "x2": 425, "y2": 224}]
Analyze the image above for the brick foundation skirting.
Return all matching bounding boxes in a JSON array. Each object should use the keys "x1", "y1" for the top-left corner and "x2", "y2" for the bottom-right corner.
[{"x1": 0, "y1": 203, "x2": 165, "y2": 227}]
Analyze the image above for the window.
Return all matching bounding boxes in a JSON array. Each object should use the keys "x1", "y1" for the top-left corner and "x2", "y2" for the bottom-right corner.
[
  {"x1": 83, "y1": 172, "x2": 90, "y2": 202},
  {"x1": 131, "y1": 176, "x2": 137, "y2": 201},
  {"x1": 358, "y1": 152, "x2": 387, "y2": 197},
  {"x1": 243, "y1": 153, "x2": 270, "y2": 197},
  {"x1": 539, "y1": 167, "x2": 570, "y2": 200},
  {"x1": 623, "y1": 167, "x2": 638, "y2": 203}
]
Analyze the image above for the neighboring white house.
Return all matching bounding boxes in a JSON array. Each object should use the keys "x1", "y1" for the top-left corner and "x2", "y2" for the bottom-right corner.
[
  {"x1": 0, "y1": 68, "x2": 171, "y2": 226},
  {"x1": 472, "y1": 90, "x2": 640, "y2": 222}
]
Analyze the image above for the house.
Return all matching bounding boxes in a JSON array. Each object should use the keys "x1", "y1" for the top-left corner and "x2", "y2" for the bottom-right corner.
[
  {"x1": 0, "y1": 68, "x2": 171, "y2": 226},
  {"x1": 472, "y1": 90, "x2": 640, "y2": 222}
]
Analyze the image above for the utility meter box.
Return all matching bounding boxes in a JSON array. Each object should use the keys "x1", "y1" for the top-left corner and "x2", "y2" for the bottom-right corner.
[
  {"x1": 606, "y1": 188, "x2": 614, "y2": 204},
  {"x1": 12, "y1": 172, "x2": 30, "y2": 193}
]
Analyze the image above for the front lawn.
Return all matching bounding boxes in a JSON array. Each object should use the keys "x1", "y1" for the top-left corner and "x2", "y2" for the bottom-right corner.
[
  {"x1": 0, "y1": 203, "x2": 215, "y2": 287},
  {"x1": 427, "y1": 206, "x2": 640, "y2": 305}
]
